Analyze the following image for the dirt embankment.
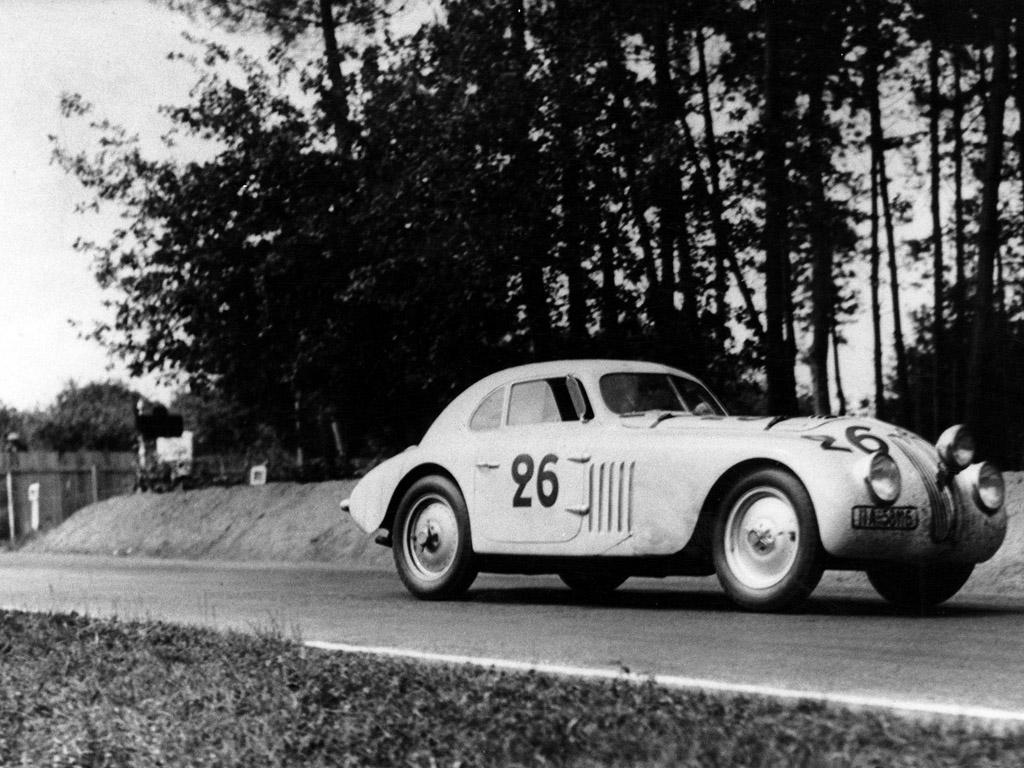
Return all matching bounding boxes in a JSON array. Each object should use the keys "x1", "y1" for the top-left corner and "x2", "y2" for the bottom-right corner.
[
  {"x1": 23, "y1": 480, "x2": 392, "y2": 569},
  {"x1": 22, "y1": 474, "x2": 1024, "y2": 592}
]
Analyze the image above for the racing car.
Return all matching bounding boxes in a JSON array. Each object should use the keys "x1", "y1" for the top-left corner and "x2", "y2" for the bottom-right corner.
[{"x1": 342, "y1": 360, "x2": 1006, "y2": 611}]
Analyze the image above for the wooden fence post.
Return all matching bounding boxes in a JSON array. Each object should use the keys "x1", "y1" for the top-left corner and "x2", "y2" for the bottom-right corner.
[{"x1": 6, "y1": 472, "x2": 14, "y2": 544}]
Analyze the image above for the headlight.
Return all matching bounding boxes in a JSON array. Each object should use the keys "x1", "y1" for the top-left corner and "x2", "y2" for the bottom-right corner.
[
  {"x1": 865, "y1": 452, "x2": 901, "y2": 505},
  {"x1": 964, "y1": 462, "x2": 1004, "y2": 513},
  {"x1": 936, "y1": 424, "x2": 975, "y2": 472}
]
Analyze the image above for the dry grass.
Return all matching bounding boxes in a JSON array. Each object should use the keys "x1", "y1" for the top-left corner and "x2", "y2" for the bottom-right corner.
[{"x1": 0, "y1": 609, "x2": 1021, "y2": 767}]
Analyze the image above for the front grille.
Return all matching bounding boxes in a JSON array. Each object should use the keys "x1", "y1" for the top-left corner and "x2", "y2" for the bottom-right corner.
[
  {"x1": 587, "y1": 461, "x2": 634, "y2": 534},
  {"x1": 892, "y1": 435, "x2": 956, "y2": 542}
]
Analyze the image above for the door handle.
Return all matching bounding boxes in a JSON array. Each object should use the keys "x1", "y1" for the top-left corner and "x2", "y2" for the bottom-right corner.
[
  {"x1": 475, "y1": 461, "x2": 500, "y2": 469},
  {"x1": 567, "y1": 454, "x2": 591, "y2": 463},
  {"x1": 566, "y1": 504, "x2": 590, "y2": 515}
]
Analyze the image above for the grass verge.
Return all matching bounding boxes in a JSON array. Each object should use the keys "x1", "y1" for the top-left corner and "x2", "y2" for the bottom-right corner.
[{"x1": 0, "y1": 610, "x2": 1019, "y2": 767}]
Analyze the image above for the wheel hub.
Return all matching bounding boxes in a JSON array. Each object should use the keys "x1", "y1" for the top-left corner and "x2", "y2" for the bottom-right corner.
[
  {"x1": 725, "y1": 488, "x2": 800, "y2": 590},
  {"x1": 406, "y1": 498, "x2": 459, "y2": 581},
  {"x1": 416, "y1": 522, "x2": 440, "y2": 552},
  {"x1": 747, "y1": 526, "x2": 776, "y2": 554}
]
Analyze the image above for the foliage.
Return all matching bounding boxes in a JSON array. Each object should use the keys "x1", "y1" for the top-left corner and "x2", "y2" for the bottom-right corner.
[
  {"x1": 32, "y1": 380, "x2": 140, "y2": 453},
  {"x1": 170, "y1": 388, "x2": 269, "y2": 457},
  {"x1": 0, "y1": 403, "x2": 33, "y2": 448},
  {"x1": 52, "y1": 0, "x2": 1024, "y2": 465},
  {"x1": 0, "y1": 609, "x2": 1022, "y2": 766}
]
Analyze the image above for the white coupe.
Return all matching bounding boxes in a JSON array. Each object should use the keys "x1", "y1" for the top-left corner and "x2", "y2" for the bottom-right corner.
[{"x1": 342, "y1": 360, "x2": 1006, "y2": 611}]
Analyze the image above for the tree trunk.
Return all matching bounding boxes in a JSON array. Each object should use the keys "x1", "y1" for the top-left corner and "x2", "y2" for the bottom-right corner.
[
  {"x1": 806, "y1": 74, "x2": 833, "y2": 416},
  {"x1": 967, "y1": 5, "x2": 1012, "y2": 431},
  {"x1": 650, "y1": 0, "x2": 680, "y2": 335},
  {"x1": 509, "y1": 0, "x2": 550, "y2": 355},
  {"x1": 554, "y1": 0, "x2": 587, "y2": 340},
  {"x1": 761, "y1": 1, "x2": 797, "y2": 415},
  {"x1": 928, "y1": 24, "x2": 945, "y2": 439},
  {"x1": 329, "y1": 416, "x2": 346, "y2": 461},
  {"x1": 695, "y1": 26, "x2": 729, "y2": 313},
  {"x1": 600, "y1": 3, "x2": 663, "y2": 328},
  {"x1": 599, "y1": 216, "x2": 619, "y2": 335},
  {"x1": 676, "y1": 201, "x2": 703, "y2": 368},
  {"x1": 951, "y1": 53, "x2": 968, "y2": 422},
  {"x1": 293, "y1": 386, "x2": 304, "y2": 468},
  {"x1": 1016, "y1": 8, "x2": 1024, "y2": 213},
  {"x1": 831, "y1": 324, "x2": 847, "y2": 416},
  {"x1": 867, "y1": 54, "x2": 913, "y2": 429},
  {"x1": 316, "y1": 0, "x2": 351, "y2": 459},
  {"x1": 680, "y1": 101, "x2": 764, "y2": 342},
  {"x1": 317, "y1": 0, "x2": 351, "y2": 154},
  {"x1": 869, "y1": 113, "x2": 885, "y2": 421}
]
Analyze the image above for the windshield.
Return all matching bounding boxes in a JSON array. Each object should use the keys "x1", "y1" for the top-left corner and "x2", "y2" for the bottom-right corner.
[{"x1": 599, "y1": 373, "x2": 726, "y2": 417}]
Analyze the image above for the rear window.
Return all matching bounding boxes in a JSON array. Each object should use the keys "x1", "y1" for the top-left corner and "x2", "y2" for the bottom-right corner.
[
  {"x1": 469, "y1": 387, "x2": 505, "y2": 431},
  {"x1": 508, "y1": 378, "x2": 591, "y2": 426}
]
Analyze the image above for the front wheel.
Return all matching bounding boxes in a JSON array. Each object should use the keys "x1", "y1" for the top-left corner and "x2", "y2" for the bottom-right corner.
[
  {"x1": 712, "y1": 468, "x2": 826, "y2": 612},
  {"x1": 867, "y1": 563, "x2": 973, "y2": 612},
  {"x1": 393, "y1": 476, "x2": 478, "y2": 600}
]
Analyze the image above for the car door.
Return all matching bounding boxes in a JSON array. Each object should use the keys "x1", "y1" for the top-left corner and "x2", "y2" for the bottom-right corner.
[{"x1": 473, "y1": 377, "x2": 591, "y2": 545}]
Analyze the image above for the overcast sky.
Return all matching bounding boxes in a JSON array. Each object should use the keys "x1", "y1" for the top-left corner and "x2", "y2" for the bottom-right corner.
[{"x1": 0, "y1": 0, "x2": 226, "y2": 410}]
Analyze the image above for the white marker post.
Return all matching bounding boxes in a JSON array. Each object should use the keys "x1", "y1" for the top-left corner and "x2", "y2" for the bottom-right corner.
[{"x1": 27, "y1": 482, "x2": 40, "y2": 532}]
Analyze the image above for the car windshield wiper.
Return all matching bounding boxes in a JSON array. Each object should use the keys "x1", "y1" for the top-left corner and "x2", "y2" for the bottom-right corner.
[{"x1": 619, "y1": 409, "x2": 687, "y2": 425}]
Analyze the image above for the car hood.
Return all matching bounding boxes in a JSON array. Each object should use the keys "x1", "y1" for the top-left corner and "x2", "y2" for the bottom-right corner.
[{"x1": 621, "y1": 413, "x2": 897, "y2": 436}]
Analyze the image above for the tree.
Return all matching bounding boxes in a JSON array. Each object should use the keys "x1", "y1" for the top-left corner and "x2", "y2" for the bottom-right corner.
[
  {"x1": 34, "y1": 381, "x2": 140, "y2": 453},
  {"x1": 54, "y1": 45, "x2": 368, "y2": 458},
  {"x1": 53, "y1": 0, "x2": 1024, "y2": 466},
  {"x1": 926, "y1": 1, "x2": 946, "y2": 438},
  {"x1": 761, "y1": 0, "x2": 798, "y2": 415},
  {"x1": 966, "y1": 0, "x2": 1013, "y2": 437}
]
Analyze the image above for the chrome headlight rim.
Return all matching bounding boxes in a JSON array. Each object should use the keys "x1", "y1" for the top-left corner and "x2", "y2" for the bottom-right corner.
[
  {"x1": 965, "y1": 462, "x2": 1004, "y2": 514},
  {"x1": 863, "y1": 452, "x2": 901, "y2": 506},
  {"x1": 936, "y1": 424, "x2": 975, "y2": 473}
]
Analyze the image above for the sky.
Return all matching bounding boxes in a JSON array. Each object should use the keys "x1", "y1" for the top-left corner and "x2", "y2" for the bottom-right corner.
[
  {"x1": 0, "y1": 0, "x2": 226, "y2": 410},
  {"x1": 0, "y1": 0, "x2": 886, "y2": 414}
]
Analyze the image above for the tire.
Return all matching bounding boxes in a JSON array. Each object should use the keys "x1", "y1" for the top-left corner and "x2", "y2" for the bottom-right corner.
[
  {"x1": 393, "y1": 476, "x2": 478, "y2": 600},
  {"x1": 867, "y1": 563, "x2": 973, "y2": 612},
  {"x1": 712, "y1": 467, "x2": 826, "y2": 612},
  {"x1": 559, "y1": 571, "x2": 628, "y2": 596}
]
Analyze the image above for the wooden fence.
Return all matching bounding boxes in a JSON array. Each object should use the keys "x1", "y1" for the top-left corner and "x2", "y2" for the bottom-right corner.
[{"x1": 0, "y1": 452, "x2": 137, "y2": 540}]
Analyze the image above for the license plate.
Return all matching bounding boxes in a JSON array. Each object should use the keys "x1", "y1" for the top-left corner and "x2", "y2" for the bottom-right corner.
[{"x1": 851, "y1": 505, "x2": 919, "y2": 531}]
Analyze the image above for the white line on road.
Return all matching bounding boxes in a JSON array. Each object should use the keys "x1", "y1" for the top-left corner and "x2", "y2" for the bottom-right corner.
[{"x1": 306, "y1": 639, "x2": 1024, "y2": 727}]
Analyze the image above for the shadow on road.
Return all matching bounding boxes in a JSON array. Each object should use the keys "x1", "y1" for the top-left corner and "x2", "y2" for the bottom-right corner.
[{"x1": 462, "y1": 581, "x2": 1020, "y2": 619}]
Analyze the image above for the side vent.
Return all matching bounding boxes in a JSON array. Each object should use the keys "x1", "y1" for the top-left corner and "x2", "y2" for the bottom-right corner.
[{"x1": 587, "y1": 461, "x2": 634, "y2": 534}]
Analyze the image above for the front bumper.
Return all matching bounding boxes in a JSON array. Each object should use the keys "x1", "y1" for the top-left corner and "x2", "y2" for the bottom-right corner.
[{"x1": 823, "y1": 433, "x2": 1007, "y2": 564}]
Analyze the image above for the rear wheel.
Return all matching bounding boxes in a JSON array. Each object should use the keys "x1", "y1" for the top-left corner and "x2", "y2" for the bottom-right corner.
[
  {"x1": 393, "y1": 476, "x2": 477, "y2": 600},
  {"x1": 867, "y1": 563, "x2": 973, "y2": 612},
  {"x1": 559, "y1": 571, "x2": 628, "y2": 596},
  {"x1": 712, "y1": 467, "x2": 826, "y2": 612}
]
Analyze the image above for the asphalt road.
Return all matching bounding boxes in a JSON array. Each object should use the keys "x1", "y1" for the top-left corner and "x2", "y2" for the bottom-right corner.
[{"x1": 1, "y1": 552, "x2": 1023, "y2": 717}]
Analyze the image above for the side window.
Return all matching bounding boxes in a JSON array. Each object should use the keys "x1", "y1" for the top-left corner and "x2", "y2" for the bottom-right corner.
[
  {"x1": 508, "y1": 378, "x2": 591, "y2": 426},
  {"x1": 469, "y1": 387, "x2": 505, "y2": 431}
]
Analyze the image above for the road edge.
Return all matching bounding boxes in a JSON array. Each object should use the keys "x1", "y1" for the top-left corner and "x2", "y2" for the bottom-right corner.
[{"x1": 306, "y1": 639, "x2": 1024, "y2": 731}]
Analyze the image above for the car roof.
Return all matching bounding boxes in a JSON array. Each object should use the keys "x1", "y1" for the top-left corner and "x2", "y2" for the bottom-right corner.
[
  {"x1": 472, "y1": 359, "x2": 685, "y2": 387},
  {"x1": 422, "y1": 359, "x2": 703, "y2": 443}
]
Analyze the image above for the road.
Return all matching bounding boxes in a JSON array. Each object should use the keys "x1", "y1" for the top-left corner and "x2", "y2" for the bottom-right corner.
[{"x1": 1, "y1": 552, "x2": 1023, "y2": 718}]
